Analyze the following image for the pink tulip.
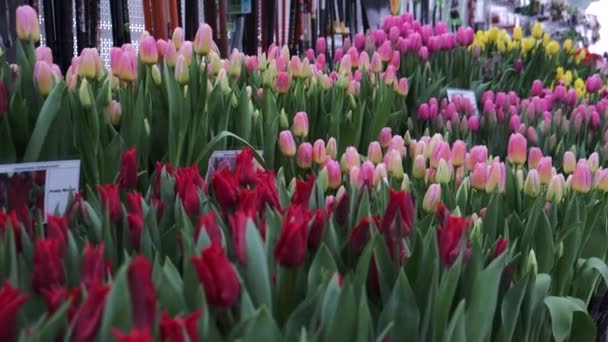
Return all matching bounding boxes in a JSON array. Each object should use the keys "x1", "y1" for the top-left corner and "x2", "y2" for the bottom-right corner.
[
  {"x1": 312, "y1": 139, "x2": 327, "y2": 165},
  {"x1": 194, "y1": 23, "x2": 213, "y2": 55},
  {"x1": 536, "y1": 157, "x2": 553, "y2": 184},
  {"x1": 110, "y1": 48, "x2": 123, "y2": 75},
  {"x1": 468, "y1": 145, "x2": 488, "y2": 171},
  {"x1": 378, "y1": 127, "x2": 392, "y2": 148},
  {"x1": 164, "y1": 43, "x2": 178, "y2": 67},
  {"x1": 139, "y1": 35, "x2": 158, "y2": 65},
  {"x1": 341, "y1": 147, "x2": 361, "y2": 171},
  {"x1": 373, "y1": 163, "x2": 388, "y2": 186},
  {"x1": 594, "y1": 169, "x2": 608, "y2": 192},
  {"x1": 589, "y1": 152, "x2": 600, "y2": 173},
  {"x1": 279, "y1": 130, "x2": 296, "y2": 157},
  {"x1": 354, "y1": 33, "x2": 366, "y2": 51},
  {"x1": 316, "y1": 38, "x2": 327, "y2": 54},
  {"x1": 430, "y1": 141, "x2": 450, "y2": 169},
  {"x1": 471, "y1": 162, "x2": 488, "y2": 191},
  {"x1": 389, "y1": 135, "x2": 406, "y2": 157},
  {"x1": 296, "y1": 143, "x2": 313, "y2": 169},
  {"x1": 172, "y1": 27, "x2": 185, "y2": 49},
  {"x1": 394, "y1": 77, "x2": 408, "y2": 96},
  {"x1": 456, "y1": 27, "x2": 474, "y2": 46},
  {"x1": 349, "y1": 167, "x2": 362, "y2": 188},
  {"x1": 34, "y1": 61, "x2": 53, "y2": 96},
  {"x1": 386, "y1": 149, "x2": 404, "y2": 179},
  {"x1": 275, "y1": 72, "x2": 290, "y2": 94},
  {"x1": 174, "y1": 54, "x2": 189, "y2": 85},
  {"x1": 586, "y1": 74, "x2": 603, "y2": 93},
  {"x1": 79, "y1": 48, "x2": 100, "y2": 79},
  {"x1": 486, "y1": 159, "x2": 506, "y2": 193},
  {"x1": 325, "y1": 160, "x2": 342, "y2": 190},
  {"x1": 368, "y1": 142, "x2": 383, "y2": 165},
  {"x1": 528, "y1": 147, "x2": 543, "y2": 169},
  {"x1": 118, "y1": 51, "x2": 137, "y2": 81},
  {"x1": 563, "y1": 151, "x2": 576, "y2": 174},
  {"x1": 292, "y1": 112, "x2": 309, "y2": 138},
  {"x1": 423, "y1": 184, "x2": 441, "y2": 212},
  {"x1": 16, "y1": 5, "x2": 40, "y2": 42},
  {"x1": 360, "y1": 161, "x2": 375, "y2": 186},
  {"x1": 572, "y1": 159, "x2": 592, "y2": 193},
  {"x1": 326, "y1": 138, "x2": 338, "y2": 160},
  {"x1": 35, "y1": 46, "x2": 53, "y2": 64},
  {"x1": 507, "y1": 133, "x2": 527, "y2": 165}
]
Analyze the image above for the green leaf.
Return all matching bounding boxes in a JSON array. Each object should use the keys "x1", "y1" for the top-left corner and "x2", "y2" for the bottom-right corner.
[
  {"x1": 466, "y1": 254, "x2": 505, "y2": 342},
  {"x1": 307, "y1": 244, "x2": 338, "y2": 293},
  {"x1": 433, "y1": 256, "x2": 463, "y2": 342},
  {"x1": 284, "y1": 287, "x2": 323, "y2": 340},
  {"x1": 533, "y1": 210, "x2": 554, "y2": 273},
  {"x1": 37, "y1": 299, "x2": 72, "y2": 341},
  {"x1": 483, "y1": 192, "x2": 503, "y2": 242},
  {"x1": 244, "y1": 219, "x2": 272, "y2": 309},
  {"x1": 445, "y1": 300, "x2": 467, "y2": 342},
  {"x1": 324, "y1": 282, "x2": 357, "y2": 342},
  {"x1": 498, "y1": 274, "x2": 529, "y2": 342},
  {"x1": 378, "y1": 270, "x2": 420, "y2": 342},
  {"x1": 23, "y1": 82, "x2": 66, "y2": 161},
  {"x1": 243, "y1": 307, "x2": 283, "y2": 341},
  {"x1": 99, "y1": 264, "x2": 132, "y2": 341},
  {"x1": 357, "y1": 291, "x2": 373, "y2": 342},
  {"x1": 544, "y1": 296, "x2": 589, "y2": 342},
  {"x1": 157, "y1": 258, "x2": 187, "y2": 315}
]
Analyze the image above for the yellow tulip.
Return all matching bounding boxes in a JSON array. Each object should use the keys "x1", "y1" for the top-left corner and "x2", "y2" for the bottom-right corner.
[
  {"x1": 564, "y1": 71, "x2": 573, "y2": 85},
  {"x1": 556, "y1": 67, "x2": 564, "y2": 78},
  {"x1": 497, "y1": 39, "x2": 506, "y2": 52},
  {"x1": 532, "y1": 23, "x2": 543, "y2": 39},
  {"x1": 575, "y1": 78, "x2": 585, "y2": 89},
  {"x1": 542, "y1": 33, "x2": 550, "y2": 47},
  {"x1": 487, "y1": 27, "x2": 499, "y2": 42},
  {"x1": 563, "y1": 39, "x2": 573, "y2": 53},
  {"x1": 546, "y1": 41, "x2": 559, "y2": 55},
  {"x1": 576, "y1": 88, "x2": 585, "y2": 98},
  {"x1": 513, "y1": 27, "x2": 523, "y2": 41},
  {"x1": 522, "y1": 38, "x2": 535, "y2": 54},
  {"x1": 507, "y1": 40, "x2": 515, "y2": 51}
]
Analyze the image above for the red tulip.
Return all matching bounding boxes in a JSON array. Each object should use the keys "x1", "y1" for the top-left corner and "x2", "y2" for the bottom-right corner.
[
  {"x1": 46, "y1": 215, "x2": 68, "y2": 252},
  {"x1": 160, "y1": 309, "x2": 202, "y2": 342},
  {"x1": 334, "y1": 191, "x2": 349, "y2": 226},
  {"x1": 196, "y1": 212, "x2": 222, "y2": 244},
  {"x1": 493, "y1": 238, "x2": 508, "y2": 259},
  {"x1": 212, "y1": 168, "x2": 240, "y2": 210},
  {"x1": 127, "y1": 213, "x2": 144, "y2": 250},
  {"x1": 307, "y1": 209, "x2": 326, "y2": 250},
  {"x1": 292, "y1": 175, "x2": 315, "y2": 205},
  {"x1": 0, "y1": 210, "x2": 21, "y2": 249},
  {"x1": 97, "y1": 184, "x2": 122, "y2": 223},
  {"x1": 81, "y1": 243, "x2": 106, "y2": 288},
  {"x1": 380, "y1": 190, "x2": 414, "y2": 238},
  {"x1": 119, "y1": 148, "x2": 138, "y2": 188},
  {"x1": 113, "y1": 328, "x2": 153, "y2": 342},
  {"x1": 238, "y1": 188, "x2": 259, "y2": 215},
  {"x1": 349, "y1": 217, "x2": 371, "y2": 256},
  {"x1": 0, "y1": 281, "x2": 29, "y2": 341},
  {"x1": 235, "y1": 148, "x2": 258, "y2": 186},
  {"x1": 436, "y1": 204, "x2": 471, "y2": 266},
  {"x1": 228, "y1": 211, "x2": 250, "y2": 265},
  {"x1": 192, "y1": 243, "x2": 241, "y2": 307},
  {"x1": 175, "y1": 166, "x2": 204, "y2": 216},
  {"x1": 151, "y1": 198, "x2": 166, "y2": 222},
  {"x1": 41, "y1": 287, "x2": 81, "y2": 320},
  {"x1": 127, "y1": 192, "x2": 144, "y2": 216},
  {"x1": 66, "y1": 191, "x2": 89, "y2": 224},
  {"x1": 256, "y1": 171, "x2": 281, "y2": 211},
  {"x1": 71, "y1": 283, "x2": 110, "y2": 342},
  {"x1": 275, "y1": 205, "x2": 311, "y2": 267},
  {"x1": 128, "y1": 256, "x2": 157, "y2": 329},
  {"x1": 32, "y1": 238, "x2": 65, "y2": 293}
]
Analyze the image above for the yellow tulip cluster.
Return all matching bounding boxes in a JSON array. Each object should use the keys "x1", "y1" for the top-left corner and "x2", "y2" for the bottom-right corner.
[
  {"x1": 555, "y1": 67, "x2": 573, "y2": 86},
  {"x1": 574, "y1": 77, "x2": 586, "y2": 97}
]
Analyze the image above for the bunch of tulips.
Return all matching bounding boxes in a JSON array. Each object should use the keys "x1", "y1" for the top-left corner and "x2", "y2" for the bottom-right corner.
[{"x1": 1, "y1": 4, "x2": 608, "y2": 341}]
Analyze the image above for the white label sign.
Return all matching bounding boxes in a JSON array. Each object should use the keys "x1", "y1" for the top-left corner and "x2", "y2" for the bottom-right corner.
[
  {"x1": 206, "y1": 150, "x2": 264, "y2": 181},
  {"x1": 447, "y1": 88, "x2": 480, "y2": 116},
  {"x1": 0, "y1": 160, "x2": 80, "y2": 222}
]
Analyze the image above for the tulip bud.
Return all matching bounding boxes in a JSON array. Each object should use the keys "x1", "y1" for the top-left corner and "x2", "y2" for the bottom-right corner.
[
  {"x1": 174, "y1": 55, "x2": 190, "y2": 85},
  {"x1": 36, "y1": 46, "x2": 53, "y2": 64},
  {"x1": 572, "y1": 159, "x2": 592, "y2": 193},
  {"x1": 546, "y1": 174, "x2": 565, "y2": 202},
  {"x1": 118, "y1": 51, "x2": 138, "y2": 81},
  {"x1": 325, "y1": 159, "x2": 342, "y2": 190},
  {"x1": 279, "y1": 109, "x2": 289, "y2": 129},
  {"x1": 349, "y1": 167, "x2": 362, "y2": 188},
  {"x1": 341, "y1": 147, "x2": 361, "y2": 171},
  {"x1": 528, "y1": 147, "x2": 543, "y2": 170},
  {"x1": 108, "y1": 100, "x2": 122, "y2": 126},
  {"x1": 172, "y1": 27, "x2": 184, "y2": 49},
  {"x1": 451, "y1": 140, "x2": 467, "y2": 167},
  {"x1": 78, "y1": 48, "x2": 100, "y2": 79},
  {"x1": 313, "y1": 139, "x2": 327, "y2": 165},
  {"x1": 563, "y1": 151, "x2": 576, "y2": 174},
  {"x1": 524, "y1": 169, "x2": 541, "y2": 197},
  {"x1": 423, "y1": 184, "x2": 441, "y2": 213},
  {"x1": 367, "y1": 142, "x2": 383, "y2": 165},
  {"x1": 229, "y1": 49, "x2": 242, "y2": 79},
  {"x1": 139, "y1": 35, "x2": 158, "y2": 65},
  {"x1": 486, "y1": 160, "x2": 505, "y2": 193},
  {"x1": 386, "y1": 149, "x2": 404, "y2": 180},
  {"x1": 151, "y1": 64, "x2": 162, "y2": 85},
  {"x1": 34, "y1": 61, "x2": 54, "y2": 96},
  {"x1": 275, "y1": 71, "x2": 291, "y2": 93},
  {"x1": 378, "y1": 127, "x2": 392, "y2": 149},
  {"x1": 394, "y1": 77, "x2": 409, "y2": 96},
  {"x1": 536, "y1": 157, "x2": 553, "y2": 185},
  {"x1": 401, "y1": 174, "x2": 412, "y2": 191},
  {"x1": 292, "y1": 112, "x2": 309, "y2": 138},
  {"x1": 79, "y1": 79, "x2": 92, "y2": 109},
  {"x1": 16, "y1": 6, "x2": 40, "y2": 42},
  {"x1": 507, "y1": 133, "x2": 527, "y2": 165},
  {"x1": 527, "y1": 249, "x2": 538, "y2": 275},
  {"x1": 359, "y1": 161, "x2": 375, "y2": 186},
  {"x1": 279, "y1": 130, "x2": 296, "y2": 157},
  {"x1": 194, "y1": 23, "x2": 213, "y2": 55},
  {"x1": 594, "y1": 169, "x2": 608, "y2": 192},
  {"x1": 326, "y1": 138, "x2": 338, "y2": 160},
  {"x1": 589, "y1": 152, "x2": 600, "y2": 173},
  {"x1": 436, "y1": 159, "x2": 451, "y2": 184},
  {"x1": 296, "y1": 143, "x2": 313, "y2": 169},
  {"x1": 413, "y1": 155, "x2": 426, "y2": 179},
  {"x1": 471, "y1": 163, "x2": 488, "y2": 191},
  {"x1": 374, "y1": 163, "x2": 388, "y2": 187}
]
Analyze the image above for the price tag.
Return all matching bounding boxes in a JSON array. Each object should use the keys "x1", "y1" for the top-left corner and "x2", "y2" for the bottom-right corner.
[
  {"x1": 0, "y1": 160, "x2": 80, "y2": 222},
  {"x1": 447, "y1": 88, "x2": 480, "y2": 116},
  {"x1": 206, "y1": 150, "x2": 264, "y2": 181}
]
